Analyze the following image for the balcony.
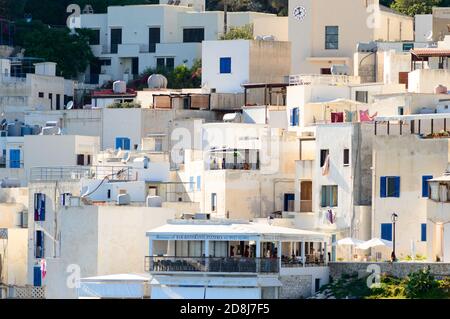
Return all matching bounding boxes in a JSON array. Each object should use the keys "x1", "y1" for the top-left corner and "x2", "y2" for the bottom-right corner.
[
  {"x1": 145, "y1": 256, "x2": 279, "y2": 274},
  {"x1": 29, "y1": 165, "x2": 134, "y2": 182}
]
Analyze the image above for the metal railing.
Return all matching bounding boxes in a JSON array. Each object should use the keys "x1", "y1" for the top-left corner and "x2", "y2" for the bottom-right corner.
[
  {"x1": 281, "y1": 255, "x2": 326, "y2": 268},
  {"x1": 30, "y1": 165, "x2": 133, "y2": 182},
  {"x1": 145, "y1": 256, "x2": 279, "y2": 273}
]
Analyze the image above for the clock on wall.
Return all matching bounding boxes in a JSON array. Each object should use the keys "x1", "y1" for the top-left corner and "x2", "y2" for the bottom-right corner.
[{"x1": 293, "y1": 6, "x2": 307, "y2": 21}]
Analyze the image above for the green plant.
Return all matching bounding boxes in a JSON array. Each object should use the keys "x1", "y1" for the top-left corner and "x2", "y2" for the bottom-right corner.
[
  {"x1": 405, "y1": 267, "x2": 439, "y2": 298},
  {"x1": 107, "y1": 102, "x2": 141, "y2": 109},
  {"x1": 220, "y1": 24, "x2": 254, "y2": 40}
]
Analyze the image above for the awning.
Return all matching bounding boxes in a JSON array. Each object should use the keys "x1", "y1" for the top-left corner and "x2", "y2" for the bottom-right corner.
[{"x1": 411, "y1": 48, "x2": 450, "y2": 58}]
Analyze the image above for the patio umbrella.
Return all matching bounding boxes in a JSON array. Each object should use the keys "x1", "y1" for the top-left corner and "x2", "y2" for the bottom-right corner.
[
  {"x1": 356, "y1": 238, "x2": 393, "y2": 250},
  {"x1": 333, "y1": 238, "x2": 364, "y2": 261}
]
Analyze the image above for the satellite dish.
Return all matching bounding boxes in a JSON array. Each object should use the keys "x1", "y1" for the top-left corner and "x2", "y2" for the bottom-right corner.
[{"x1": 66, "y1": 101, "x2": 74, "y2": 110}]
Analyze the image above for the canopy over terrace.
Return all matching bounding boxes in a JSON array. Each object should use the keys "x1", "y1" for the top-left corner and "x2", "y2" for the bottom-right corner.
[
  {"x1": 374, "y1": 113, "x2": 450, "y2": 136},
  {"x1": 411, "y1": 48, "x2": 450, "y2": 70},
  {"x1": 145, "y1": 219, "x2": 330, "y2": 273}
]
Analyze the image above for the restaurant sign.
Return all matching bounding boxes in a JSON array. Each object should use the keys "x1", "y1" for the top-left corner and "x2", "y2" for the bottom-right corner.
[{"x1": 152, "y1": 234, "x2": 258, "y2": 241}]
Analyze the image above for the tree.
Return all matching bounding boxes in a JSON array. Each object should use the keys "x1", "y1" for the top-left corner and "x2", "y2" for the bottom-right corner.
[
  {"x1": 220, "y1": 24, "x2": 253, "y2": 40},
  {"x1": 14, "y1": 20, "x2": 94, "y2": 78},
  {"x1": 129, "y1": 59, "x2": 202, "y2": 90},
  {"x1": 390, "y1": 0, "x2": 441, "y2": 16}
]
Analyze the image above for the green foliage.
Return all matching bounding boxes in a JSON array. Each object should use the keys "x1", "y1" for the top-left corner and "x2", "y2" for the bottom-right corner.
[
  {"x1": 321, "y1": 270, "x2": 450, "y2": 299},
  {"x1": 129, "y1": 59, "x2": 201, "y2": 90},
  {"x1": 220, "y1": 24, "x2": 253, "y2": 40},
  {"x1": 14, "y1": 20, "x2": 94, "y2": 78},
  {"x1": 405, "y1": 266, "x2": 439, "y2": 298},
  {"x1": 390, "y1": 0, "x2": 441, "y2": 16},
  {"x1": 107, "y1": 101, "x2": 141, "y2": 108}
]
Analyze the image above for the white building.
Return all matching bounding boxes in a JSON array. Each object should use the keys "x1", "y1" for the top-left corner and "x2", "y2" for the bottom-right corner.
[
  {"x1": 371, "y1": 114, "x2": 450, "y2": 260},
  {"x1": 0, "y1": 60, "x2": 75, "y2": 119},
  {"x1": 201, "y1": 40, "x2": 291, "y2": 94},
  {"x1": 288, "y1": 0, "x2": 413, "y2": 75},
  {"x1": 426, "y1": 167, "x2": 450, "y2": 263},
  {"x1": 80, "y1": 3, "x2": 287, "y2": 85}
]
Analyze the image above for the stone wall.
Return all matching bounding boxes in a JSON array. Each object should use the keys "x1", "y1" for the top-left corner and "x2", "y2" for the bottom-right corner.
[
  {"x1": 330, "y1": 262, "x2": 450, "y2": 279},
  {"x1": 279, "y1": 275, "x2": 311, "y2": 299}
]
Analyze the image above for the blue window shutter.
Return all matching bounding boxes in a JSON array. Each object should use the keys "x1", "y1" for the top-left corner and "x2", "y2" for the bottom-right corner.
[
  {"x1": 124, "y1": 138, "x2": 131, "y2": 150},
  {"x1": 421, "y1": 223, "x2": 427, "y2": 242},
  {"x1": 189, "y1": 176, "x2": 194, "y2": 191},
  {"x1": 9, "y1": 149, "x2": 20, "y2": 168},
  {"x1": 422, "y1": 175, "x2": 433, "y2": 197},
  {"x1": 293, "y1": 107, "x2": 299, "y2": 125},
  {"x1": 394, "y1": 176, "x2": 401, "y2": 198},
  {"x1": 40, "y1": 194, "x2": 46, "y2": 221},
  {"x1": 197, "y1": 176, "x2": 201, "y2": 191},
  {"x1": 115, "y1": 137, "x2": 121, "y2": 149},
  {"x1": 220, "y1": 57, "x2": 231, "y2": 74},
  {"x1": 380, "y1": 176, "x2": 387, "y2": 198},
  {"x1": 381, "y1": 223, "x2": 392, "y2": 241},
  {"x1": 33, "y1": 265, "x2": 42, "y2": 286}
]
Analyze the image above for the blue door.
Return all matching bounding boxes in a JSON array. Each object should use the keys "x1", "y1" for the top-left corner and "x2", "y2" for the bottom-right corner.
[
  {"x1": 9, "y1": 149, "x2": 20, "y2": 168},
  {"x1": 33, "y1": 265, "x2": 42, "y2": 286},
  {"x1": 284, "y1": 193, "x2": 295, "y2": 211}
]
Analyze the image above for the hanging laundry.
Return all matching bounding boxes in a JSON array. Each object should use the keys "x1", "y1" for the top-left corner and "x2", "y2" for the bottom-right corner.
[
  {"x1": 359, "y1": 110, "x2": 378, "y2": 122},
  {"x1": 344, "y1": 110, "x2": 354, "y2": 122},
  {"x1": 331, "y1": 112, "x2": 344, "y2": 123},
  {"x1": 40, "y1": 259, "x2": 47, "y2": 279},
  {"x1": 321, "y1": 154, "x2": 330, "y2": 176},
  {"x1": 327, "y1": 209, "x2": 336, "y2": 224}
]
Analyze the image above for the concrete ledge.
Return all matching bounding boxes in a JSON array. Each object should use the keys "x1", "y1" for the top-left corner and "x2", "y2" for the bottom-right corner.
[{"x1": 329, "y1": 262, "x2": 450, "y2": 279}]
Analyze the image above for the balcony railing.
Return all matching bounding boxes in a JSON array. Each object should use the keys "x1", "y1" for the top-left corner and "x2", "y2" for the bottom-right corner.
[
  {"x1": 145, "y1": 256, "x2": 279, "y2": 273},
  {"x1": 30, "y1": 165, "x2": 133, "y2": 182}
]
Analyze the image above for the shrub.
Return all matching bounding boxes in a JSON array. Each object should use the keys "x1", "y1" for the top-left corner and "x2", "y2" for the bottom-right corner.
[
  {"x1": 405, "y1": 267, "x2": 439, "y2": 298},
  {"x1": 107, "y1": 102, "x2": 141, "y2": 109}
]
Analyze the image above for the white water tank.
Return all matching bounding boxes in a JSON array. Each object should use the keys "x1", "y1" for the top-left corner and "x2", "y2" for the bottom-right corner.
[
  {"x1": 113, "y1": 80, "x2": 127, "y2": 94},
  {"x1": 147, "y1": 74, "x2": 168, "y2": 89},
  {"x1": 117, "y1": 193, "x2": 131, "y2": 205}
]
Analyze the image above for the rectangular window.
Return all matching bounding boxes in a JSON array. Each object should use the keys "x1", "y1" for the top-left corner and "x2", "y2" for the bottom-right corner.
[
  {"x1": 56, "y1": 94, "x2": 61, "y2": 110},
  {"x1": 166, "y1": 58, "x2": 174, "y2": 71},
  {"x1": 211, "y1": 193, "x2": 217, "y2": 211},
  {"x1": 343, "y1": 149, "x2": 350, "y2": 166},
  {"x1": 290, "y1": 107, "x2": 299, "y2": 126},
  {"x1": 110, "y1": 28, "x2": 122, "y2": 54},
  {"x1": 100, "y1": 58, "x2": 111, "y2": 66},
  {"x1": 38, "y1": 92, "x2": 44, "y2": 98},
  {"x1": 220, "y1": 57, "x2": 231, "y2": 74},
  {"x1": 197, "y1": 176, "x2": 201, "y2": 191},
  {"x1": 398, "y1": 106, "x2": 404, "y2": 115},
  {"x1": 284, "y1": 193, "x2": 295, "y2": 212},
  {"x1": 76, "y1": 154, "x2": 85, "y2": 166},
  {"x1": 320, "y1": 149, "x2": 329, "y2": 167},
  {"x1": 149, "y1": 27, "x2": 161, "y2": 53},
  {"x1": 422, "y1": 175, "x2": 433, "y2": 197},
  {"x1": 115, "y1": 137, "x2": 131, "y2": 150},
  {"x1": 35, "y1": 230, "x2": 44, "y2": 258},
  {"x1": 380, "y1": 176, "x2": 400, "y2": 198},
  {"x1": 156, "y1": 58, "x2": 165, "y2": 69},
  {"x1": 189, "y1": 176, "x2": 194, "y2": 192},
  {"x1": 381, "y1": 223, "x2": 392, "y2": 241},
  {"x1": 183, "y1": 28, "x2": 205, "y2": 43},
  {"x1": 321, "y1": 185, "x2": 338, "y2": 207},
  {"x1": 325, "y1": 26, "x2": 339, "y2": 49},
  {"x1": 154, "y1": 137, "x2": 163, "y2": 152},
  {"x1": 355, "y1": 91, "x2": 368, "y2": 103},
  {"x1": 34, "y1": 193, "x2": 46, "y2": 221},
  {"x1": 421, "y1": 223, "x2": 427, "y2": 242},
  {"x1": 89, "y1": 29, "x2": 100, "y2": 45}
]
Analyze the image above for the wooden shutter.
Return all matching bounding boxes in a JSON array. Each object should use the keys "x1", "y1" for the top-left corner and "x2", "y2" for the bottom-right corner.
[{"x1": 380, "y1": 176, "x2": 387, "y2": 198}]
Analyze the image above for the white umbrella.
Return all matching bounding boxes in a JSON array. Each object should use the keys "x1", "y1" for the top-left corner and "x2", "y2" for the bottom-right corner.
[
  {"x1": 356, "y1": 238, "x2": 393, "y2": 250},
  {"x1": 335, "y1": 237, "x2": 364, "y2": 246},
  {"x1": 333, "y1": 238, "x2": 365, "y2": 261}
]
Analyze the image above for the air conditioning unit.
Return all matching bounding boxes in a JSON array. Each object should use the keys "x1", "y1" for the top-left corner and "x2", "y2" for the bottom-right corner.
[{"x1": 117, "y1": 193, "x2": 131, "y2": 205}]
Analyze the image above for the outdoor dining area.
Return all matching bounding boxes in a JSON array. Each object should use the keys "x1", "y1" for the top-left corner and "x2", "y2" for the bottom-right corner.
[{"x1": 145, "y1": 219, "x2": 331, "y2": 274}]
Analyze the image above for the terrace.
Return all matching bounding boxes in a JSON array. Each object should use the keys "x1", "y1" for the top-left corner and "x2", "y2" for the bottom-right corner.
[{"x1": 145, "y1": 219, "x2": 330, "y2": 274}]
